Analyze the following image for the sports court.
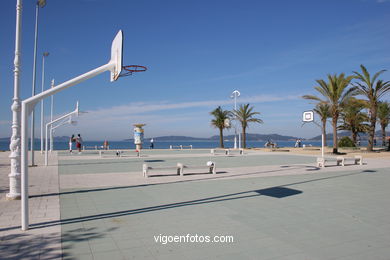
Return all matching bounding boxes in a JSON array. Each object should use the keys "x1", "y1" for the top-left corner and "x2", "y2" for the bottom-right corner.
[
  {"x1": 1, "y1": 149, "x2": 390, "y2": 259},
  {"x1": 53, "y1": 149, "x2": 390, "y2": 259}
]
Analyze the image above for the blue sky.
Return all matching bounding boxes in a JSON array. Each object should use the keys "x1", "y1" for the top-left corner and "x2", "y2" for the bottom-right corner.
[{"x1": 1, "y1": 0, "x2": 390, "y2": 141}]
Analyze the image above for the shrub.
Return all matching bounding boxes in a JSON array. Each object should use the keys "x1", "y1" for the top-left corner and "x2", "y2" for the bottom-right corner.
[{"x1": 338, "y1": 136, "x2": 355, "y2": 147}]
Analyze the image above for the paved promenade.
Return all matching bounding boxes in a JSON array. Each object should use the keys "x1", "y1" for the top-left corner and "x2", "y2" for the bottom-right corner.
[
  {"x1": 1, "y1": 149, "x2": 390, "y2": 259},
  {"x1": 0, "y1": 151, "x2": 61, "y2": 259}
]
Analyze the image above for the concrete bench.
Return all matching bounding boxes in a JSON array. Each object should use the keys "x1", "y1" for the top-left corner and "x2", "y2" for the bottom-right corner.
[
  {"x1": 211, "y1": 149, "x2": 229, "y2": 155},
  {"x1": 169, "y1": 145, "x2": 193, "y2": 150},
  {"x1": 336, "y1": 155, "x2": 363, "y2": 166},
  {"x1": 100, "y1": 150, "x2": 140, "y2": 158},
  {"x1": 211, "y1": 148, "x2": 243, "y2": 156},
  {"x1": 316, "y1": 157, "x2": 339, "y2": 168},
  {"x1": 226, "y1": 149, "x2": 244, "y2": 155},
  {"x1": 317, "y1": 155, "x2": 363, "y2": 168},
  {"x1": 177, "y1": 161, "x2": 216, "y2": 176},
  {"x1": 143, "y1": 161, "x2": 216, "y2": 177},
  {"x1": 142, "y1": 163, "x2": 180, "y2": 178}
]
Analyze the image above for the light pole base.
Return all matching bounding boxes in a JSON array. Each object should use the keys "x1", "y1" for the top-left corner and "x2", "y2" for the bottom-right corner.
[{"x1": 6, "y1": 192, "x2": 21, "y2": 200}]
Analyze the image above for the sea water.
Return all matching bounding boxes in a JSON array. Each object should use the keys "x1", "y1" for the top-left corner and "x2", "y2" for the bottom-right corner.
[{"x1": 0, "y1": 139, "x2": 349, "y2": 151}]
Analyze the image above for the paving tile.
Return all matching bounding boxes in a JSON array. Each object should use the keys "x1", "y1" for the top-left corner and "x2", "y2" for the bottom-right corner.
[
  {"x1": 3, "y1": 151, "x2": 390, "y2": 260},
  {"x1": 92, "y1": 250, "x2": 125, "y2": 260}
]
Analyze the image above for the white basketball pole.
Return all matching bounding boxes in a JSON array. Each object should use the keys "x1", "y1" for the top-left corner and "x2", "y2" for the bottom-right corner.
[
  {"x1": 40, "y1": 52, "x2": 49, "y2": 153},
  {"x1": 21, "y1": 62, "x2": 115, "y2": 230},
  {"x1": 45, "y1": 102, "x2": 79, "y2": 166}
]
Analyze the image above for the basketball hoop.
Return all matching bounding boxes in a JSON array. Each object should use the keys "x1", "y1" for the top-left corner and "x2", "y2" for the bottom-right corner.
[{"x1": 118, "y1": 65, "x2": 147, "y2": 77}]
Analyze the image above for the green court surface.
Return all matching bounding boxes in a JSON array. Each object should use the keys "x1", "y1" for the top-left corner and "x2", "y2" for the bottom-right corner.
[
  {"x1": 58, "y1": 154, "x2": 315, "y2": 175},
  {"x1": 59, "y1": 167, "x2": 390, "y2": 259},
  {"x1": 57, "y1": 149, "x2": 211, "y2": 157}
]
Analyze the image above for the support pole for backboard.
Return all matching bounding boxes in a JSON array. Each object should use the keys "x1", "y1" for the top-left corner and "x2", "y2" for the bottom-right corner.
[
  {"x1": 21, "y1": 62, "x2": 115, "y2": 231},
  {"x1": 45, "y1": 102, "x2": 79, "y2": 166},
  {"x1": 302, "y1": 110, "x2": 324, "y2": 159}
]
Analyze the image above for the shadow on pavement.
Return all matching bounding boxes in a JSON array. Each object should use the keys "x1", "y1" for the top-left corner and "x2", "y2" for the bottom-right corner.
[
  {"x1": 0, "y1": 226, "x2": 115, "y2": 259},
  {"x1": 31, "y1": 164, "x2": 318, "y2": 199},
  {"x1": 0, "y1": 169, "x2": 371, "y2": 232}
]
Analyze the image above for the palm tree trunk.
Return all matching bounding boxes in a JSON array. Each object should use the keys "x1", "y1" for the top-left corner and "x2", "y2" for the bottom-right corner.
[
  {"x1": 367, "y1": 109, "x2": 376, "y2": 152},
  {"x1": 381, "y1": 124, "x2": 386, "y2": 147},
  {"x1": 242, "y1": 126, "x2": 246, "y2": 148},
  {"x1": 322, "y1": 120, "x2": 327, "y2": 147},
  {"x1": 219, "y1": 127, "x2": 224, "y2": 148},
  {"x1": 332, "y1": 116, "x2": 338, "y2": 154},
  {"x1": 352, "y1": 132, "x2": 357, "y2": 146}
]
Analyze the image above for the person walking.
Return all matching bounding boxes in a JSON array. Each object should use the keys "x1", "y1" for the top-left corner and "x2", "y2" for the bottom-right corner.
[
  {"x1": 69, "y1": 134, "x2": 75, "y2": 153},
  {"x1": 76, "y1": 134, "x2": 83, "y2": 154},
  {"x1": 150, "y1": 138, "x2": 154, "y2": 149},
  {"x1": 103, "y1": 140, "x2": 109, "y2": 150}
]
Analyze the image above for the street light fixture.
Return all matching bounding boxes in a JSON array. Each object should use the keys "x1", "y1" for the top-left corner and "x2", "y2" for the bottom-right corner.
[
  {"x1": 230, "y1": 90, "x2": 240, "y2": 149},
  {"x1": 30, "y1": 0, "x2": 46, "y2": 165},
  {"x1": 50, "y1": 79, "x2": 54, "y2": 152},
  {"x1": 7, "y1": 0, "x2": 22, "y2": 200},
  {"x1": 40, "y1": 52, "x2": 49, "y2": 153}
]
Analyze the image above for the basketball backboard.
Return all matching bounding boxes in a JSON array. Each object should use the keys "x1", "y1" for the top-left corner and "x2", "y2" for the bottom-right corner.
[
  {"x1": 110, "y1": 30, "x2": 123, "y2": 82},
  {"x1": 224, "y1": 118, "x2": 231, "y2": 127},
  {"x1": 302, "y1": 111, "x2": 314, "y2": 122}
]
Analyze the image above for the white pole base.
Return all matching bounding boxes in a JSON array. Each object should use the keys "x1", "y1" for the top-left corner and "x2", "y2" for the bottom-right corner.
[
  {"x1": 6, "y1": 173, "x2": 21, "y2": 200},
  {"x1": 6, "y1": 192, "x2": 21, "y2": 200}
]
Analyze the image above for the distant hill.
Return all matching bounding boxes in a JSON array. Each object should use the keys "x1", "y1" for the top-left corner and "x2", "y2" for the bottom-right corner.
[
  {"x1": 309, "y1": 131, "x2": 390, "y2": 140},
  {"x1": 124, "y1": 136, "x2": 210, "y2": 142},
  {"x1": 123, "y1": 133, "x2": 301, "y2": 142},
  {"x1": 211, "y1": 133, "x2": 300, "y2": 141}
]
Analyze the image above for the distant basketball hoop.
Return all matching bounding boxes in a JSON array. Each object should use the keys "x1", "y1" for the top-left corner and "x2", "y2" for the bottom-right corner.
[
  {"x1": 302, "y1": 111, "x2": 314, "y2": 122},
  {"x1": 224, "y1": 118, "x2": 231, "y2": 128},
  {"x1": 118, "y1": 65, "x2": 147, "y2": 78}
]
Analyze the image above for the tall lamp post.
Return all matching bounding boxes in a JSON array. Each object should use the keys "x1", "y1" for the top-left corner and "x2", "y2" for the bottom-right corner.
[
  {"x1": 30, "y1": 0, "x2": 46, "y2": 165},
  {"x1": 231, "y1": 90, "x2": 240, "y2": 149},
  {"x1": 50, "y1": 79, "x2": 54, "y2": 151},
  {"x1": 7, "y1": 0, "x2": 23, "y2": 200},
  {"x1": 40, "y1": 52, "x2": 49, "y2": 153}
]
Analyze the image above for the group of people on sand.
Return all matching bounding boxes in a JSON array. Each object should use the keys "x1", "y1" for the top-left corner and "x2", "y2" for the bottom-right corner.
[
  {"x1": 264, "y1": 139, "x2": 277, "y2": 148},
  {"x1": 69, "y1": 134, "x2": 83, "y2": 154},
  {"x1": 294, "y1": 139, "x2": 302, "y2": 148}
]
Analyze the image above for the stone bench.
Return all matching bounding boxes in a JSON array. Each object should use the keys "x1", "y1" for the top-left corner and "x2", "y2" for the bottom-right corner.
[
  {"x1": 100, "y1": 150, "x2": 140, "y2": 158},
  {"x1": 142, "y1": 164, "x2": 180, "y2": 178},
  {"x1": 177, "y1": 161, "x2": 216, "y2": 176},
  {"x1": 317, "y1": 155, "x2": 363, "y2": 168},
  {"x1": 211, "y1": 148, "x2": 243, "y2": 156},
  {"x1": 169, "y1": 145, "x2": 193, "y2": 150},
  {"x1": 142, "y1": 161, "x2": 216, "y2": 177},
  {"x1": 316, "y1": 157, "x2": 339, "y2": 168},
  {"x1": 336, "y1": 155, "x2": 363, "y2": 166}
]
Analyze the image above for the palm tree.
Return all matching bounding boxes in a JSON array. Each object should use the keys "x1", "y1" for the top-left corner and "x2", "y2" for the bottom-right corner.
[
  {"x1": 313, "y1": 102, "x2": 331, "y2": 146},
  {"x1": 377, "y1": 101, "x2": 390, "y2": 146},
  {"x1": 303, "y1": 73, "x2": 357, "y2": 154},
  {"x1": 338, "y1": 98, "x2": 369, "y2": 145},
  {"x1": 353, "y1": 65, "x2": 390, "y2": 151},
  {"x1": 233, "y1": 103, "x2": 263, "y2": 148},
  {"x1": 210, "y1": 106, "x2": 231, "y2": 148}
]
